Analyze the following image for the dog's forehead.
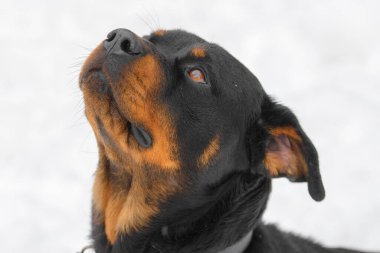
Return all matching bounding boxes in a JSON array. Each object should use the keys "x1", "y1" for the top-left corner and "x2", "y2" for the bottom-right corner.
[
  {"x1": 146, "y1": 29, "x2": 229, "y2": 59},
  {"x1": 147, "y1": 29, "x2": 205, "y2": 50},
  {"x1": 146, "y1": 30, "x2": 248, "y2": 76}
]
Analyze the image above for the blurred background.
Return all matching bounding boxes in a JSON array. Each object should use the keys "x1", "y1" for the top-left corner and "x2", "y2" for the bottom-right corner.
[{"x1": 0, "y1": 0, "x2": 379, "y2": 252}]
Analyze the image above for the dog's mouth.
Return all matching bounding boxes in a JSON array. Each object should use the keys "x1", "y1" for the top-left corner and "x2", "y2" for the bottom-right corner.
[
  {"x1": 129, "y1": 124, "x2": 152, "y2": 148},
  {"x1": 108, "y1": 92, "x2": 153, "y2": 150}
]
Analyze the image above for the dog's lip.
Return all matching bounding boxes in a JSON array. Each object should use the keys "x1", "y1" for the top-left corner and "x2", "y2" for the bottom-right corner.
[
  {"x1": 130, "y1": 124, "x2": 152, "y2": 148},
  {"x1": 85, "y1": 67, "x2": 102, "y2": 78},
  {"x1": 79, "y1": 67, "x2": 103, "y2": 88}
]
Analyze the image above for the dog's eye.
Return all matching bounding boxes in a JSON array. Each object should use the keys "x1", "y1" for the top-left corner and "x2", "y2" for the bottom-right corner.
[{"x1": 187, "y1": 68, "x2": 207, "y2": 84}]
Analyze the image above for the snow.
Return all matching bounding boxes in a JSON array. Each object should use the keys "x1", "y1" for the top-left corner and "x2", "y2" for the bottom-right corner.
[{"x1": 0, "y1": 0, "x2": 379, "y2": 252}]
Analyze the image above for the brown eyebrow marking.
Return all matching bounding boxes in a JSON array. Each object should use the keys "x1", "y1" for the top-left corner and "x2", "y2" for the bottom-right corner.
[
  {"x1": 191, "y1": 47, "x2": 206, "y2": 58},
  {"x1": 198, "y1": 135, "x2": 220, "y2": 168},
  {"x1": 153, "y1": 29, "x2": 166, "y2": 36}
]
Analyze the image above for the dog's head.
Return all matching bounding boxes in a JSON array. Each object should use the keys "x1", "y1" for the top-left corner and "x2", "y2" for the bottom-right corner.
[{"x1": 80, "y1": 29, "x2": 325, "y2": 249}]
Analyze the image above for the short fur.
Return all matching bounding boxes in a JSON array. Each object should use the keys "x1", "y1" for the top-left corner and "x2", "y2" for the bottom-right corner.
[{"x1": 80, "y1": 28, "x2": 375, "y2": 253}]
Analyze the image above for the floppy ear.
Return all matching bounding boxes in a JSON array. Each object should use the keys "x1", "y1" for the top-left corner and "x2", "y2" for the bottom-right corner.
[{"x1": 259, "y1": 97, "x2": 325, "y2": 201}]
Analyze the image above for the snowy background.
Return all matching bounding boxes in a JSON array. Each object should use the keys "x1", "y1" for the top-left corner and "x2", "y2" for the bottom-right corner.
[{"x1": 1, "y1": 0, "x2": 379, "y2": 252}]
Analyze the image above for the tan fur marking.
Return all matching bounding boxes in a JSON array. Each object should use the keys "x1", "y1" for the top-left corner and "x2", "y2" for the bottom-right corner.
[
  {"x1": 198, "y1": 135, "x2": 220, "y2": 168},
  {"x1": 153, "y1": 29, "x2": 166, "y2": 36},
  {"x1": 269, "y1": 127, "x2": 302, "y2": 143},
  {"x1": 92, "y1": 161, "x2": 181, "y2": 243},
  {"x1": 104, "y1": 195, "x2": 125, "y2": 243},
  {"x1": 92, "y1": 154, "x2": 111, "y2": 221},
  {"x1": 264, "y1": 127, "x2": 307, "y2": 179},
  {"x1": 191, "y1": 47, "x2": 206, "y2": 58}
]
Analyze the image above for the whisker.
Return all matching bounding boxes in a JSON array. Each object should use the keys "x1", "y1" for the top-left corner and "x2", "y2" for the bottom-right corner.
[
  {"x1": 136, "y1": 12, "x2": 154, "y2": 32},
  {"x1": 80, "y1": 130, "x2": 97, "y2": 154},
  {"x1": 73, "y1": 43, "x2": 92, "y2": 52},
  {"x1": 151, "y1": 8, "x2": 161, "y2": 30},
  {"x1": 143, "y1": 7, "x2": 159, "y2": 31}
]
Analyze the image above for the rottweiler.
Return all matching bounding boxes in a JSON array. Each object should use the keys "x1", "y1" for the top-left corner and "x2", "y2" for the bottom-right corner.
[{"x1": 79, "y1": 28, "x2": 375, "y2": 253}]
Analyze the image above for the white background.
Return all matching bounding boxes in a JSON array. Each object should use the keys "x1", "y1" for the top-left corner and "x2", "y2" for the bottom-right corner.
[{"x1": 0, "y1": 0, "x2": 379, "y2": 252}]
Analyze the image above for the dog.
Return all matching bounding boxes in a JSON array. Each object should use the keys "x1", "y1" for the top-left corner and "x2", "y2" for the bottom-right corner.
[{"x1": 79, "y1": 28, "x2": 375, "y2": 253}]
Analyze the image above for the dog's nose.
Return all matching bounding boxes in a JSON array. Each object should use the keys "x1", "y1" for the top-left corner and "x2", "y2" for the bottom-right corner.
[{"x1": 104, "y1": 29, "x2": 144, "y2": 56}]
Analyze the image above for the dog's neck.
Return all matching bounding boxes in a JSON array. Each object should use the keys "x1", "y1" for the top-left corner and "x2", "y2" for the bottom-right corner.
[{"x1": 96, "y1": 172, "x2": 270, "y2": 253}]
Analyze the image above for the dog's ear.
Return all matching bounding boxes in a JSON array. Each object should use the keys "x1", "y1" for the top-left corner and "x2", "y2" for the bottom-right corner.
[{"x1": 257, "y1": 97, "x2": 325, "y2": 201}]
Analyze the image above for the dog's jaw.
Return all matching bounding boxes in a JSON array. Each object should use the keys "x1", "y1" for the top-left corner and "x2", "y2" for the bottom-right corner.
[{"x1": 80, "y1": 40, "x2": 189, "y2": 243}]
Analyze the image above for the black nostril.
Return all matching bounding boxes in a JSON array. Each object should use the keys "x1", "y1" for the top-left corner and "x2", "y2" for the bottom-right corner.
[
  {"x1": 120, "y1": 39, "x2": 132, "y2": 54},
  {"x1": 104, "y1": 28, "x2": 143, "y2": 56},
  {"x1": 106, "y1": 31, "x2": 117, "y2": 42},
  {"x1": 120, "y1": 39, "x2": 141, "y2": 55},
  {"x1": 104, "y1": 29, "x2": 118, "y2": 51}
]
